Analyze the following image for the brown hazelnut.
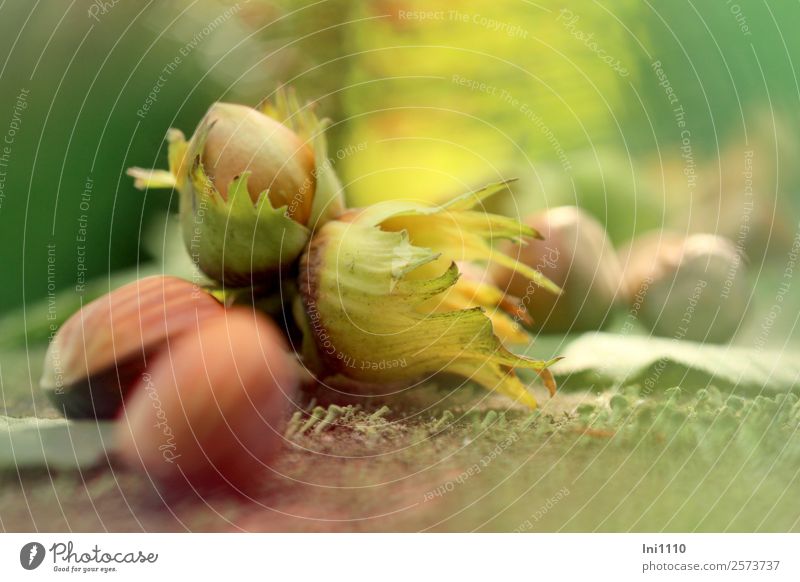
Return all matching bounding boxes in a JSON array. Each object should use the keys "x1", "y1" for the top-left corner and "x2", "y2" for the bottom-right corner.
[
  {"x1": 620, "y1": 232, "x2": 749, "y2": 343},
  {"x1": 40, "y1": 276, "x2": 223, "y2": 419},
  {"x1": 492, "y1": 206, "x2": 624, "y2": 332},
  {"x1": 115, "y1": 308, "x2": 299, "y2": 491}
]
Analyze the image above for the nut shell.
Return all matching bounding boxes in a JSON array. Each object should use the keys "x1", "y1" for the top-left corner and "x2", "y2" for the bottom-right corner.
[
  {"x1": 620, "y1": 232, "x2": 749, "y2": 343},
  {"x1": 116, "y1": 308, "x2": 299, "y2": 491},
  {"x1": 492, "y1": 206, "x2": 624, "y2": 332},
  {"x1": 40, "y1": 276, "x2": 223, "y2": 418},
  {"x1": 195, "y1": 102, "x2": 316, "y2": 225}
]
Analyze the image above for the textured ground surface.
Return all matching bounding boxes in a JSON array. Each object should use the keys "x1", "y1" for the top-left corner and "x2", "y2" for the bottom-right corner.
[{"x1": 2, "y1": 342, "x2": 799, "y2": 533}]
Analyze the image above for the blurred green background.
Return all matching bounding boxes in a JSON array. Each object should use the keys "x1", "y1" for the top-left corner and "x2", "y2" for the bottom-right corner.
[{"x1": 1, "y1": 0, "x2": 798, "y2": 342}]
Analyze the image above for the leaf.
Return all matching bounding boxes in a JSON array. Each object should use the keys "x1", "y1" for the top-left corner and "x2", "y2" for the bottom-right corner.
[
  {"x1": 0, "y1": 416, "x2": 116, "y2": 471},
  {"x1": 549, "y1": 332, "x2": 800, "y2": 395}
]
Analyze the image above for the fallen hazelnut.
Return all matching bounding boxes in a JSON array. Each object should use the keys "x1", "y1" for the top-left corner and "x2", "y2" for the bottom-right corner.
[
  {"x1": 492, "y1": 206, "x2": 625, "y2": 332},
  {"x1": 40, "y1": 276, "x2": 223, "y2": 419},
  {"x1": 620, "y1": 232, "x2": 749, "y2": 343},
  {"x1": 115, "y1": 308, "x2": 299, "y2": 491}
]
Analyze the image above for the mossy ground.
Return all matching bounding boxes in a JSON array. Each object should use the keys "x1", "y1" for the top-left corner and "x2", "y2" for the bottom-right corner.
[{"x1": 2, "y1": 345, "x2": 799, "y2": 532}]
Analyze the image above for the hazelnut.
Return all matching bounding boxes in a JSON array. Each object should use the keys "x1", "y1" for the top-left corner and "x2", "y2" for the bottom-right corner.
[
  {"x1": 116, "y1": 309, "x2": 299, "y2": 491},
  {"x1": 40, "y1": 276, "x2": 223, "y2": 419},
  {"x1": 620, "y1": 232, "x2": 749, "y2": 343},
  {"x1": 492, "y1": 206, "x2": 624, "y2": 332}
]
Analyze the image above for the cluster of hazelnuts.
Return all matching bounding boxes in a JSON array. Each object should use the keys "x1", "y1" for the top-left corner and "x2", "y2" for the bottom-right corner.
[{"x1": 491, "y1": 206, "x2": 750, "y2": 344}]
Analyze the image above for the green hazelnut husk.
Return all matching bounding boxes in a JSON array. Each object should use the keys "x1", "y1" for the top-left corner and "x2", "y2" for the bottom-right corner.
[
  {"x1": 295, "y1": 183, "x2": 561, "y2": 409},
  {"x1": 128, "y1": 89, "x2": 344, "y2": 285}
]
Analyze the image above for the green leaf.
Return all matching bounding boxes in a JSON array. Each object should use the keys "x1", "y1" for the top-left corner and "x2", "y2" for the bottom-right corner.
[
  {"x1": 0, "y1": 416, "x2": 116, "y2": 471},
  {"x1": 550, "y1": 332, "x2": 800, "y2": 395}
]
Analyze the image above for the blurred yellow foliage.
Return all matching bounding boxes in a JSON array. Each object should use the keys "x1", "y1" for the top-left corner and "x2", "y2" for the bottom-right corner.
[{"x1": 337, "y1": 0, "x2": 642, "y2": 205}]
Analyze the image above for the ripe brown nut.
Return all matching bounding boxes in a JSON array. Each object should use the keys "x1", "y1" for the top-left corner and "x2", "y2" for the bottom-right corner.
[
  {"x1": 620, "y1": 232, "x2": 749, "y2": 343},
  {"x1": 40, "y1": 276, "x2": 223, "y2": 419},
  {"x1": 492, "y1": 206, "x2": 624, "y2": 332},
  {"x1": 195, "y1": 102, "x2": 316, "y2": 225},
  {"x1": 115, "y1": 308, "x2": 299, "y2": 492}
]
